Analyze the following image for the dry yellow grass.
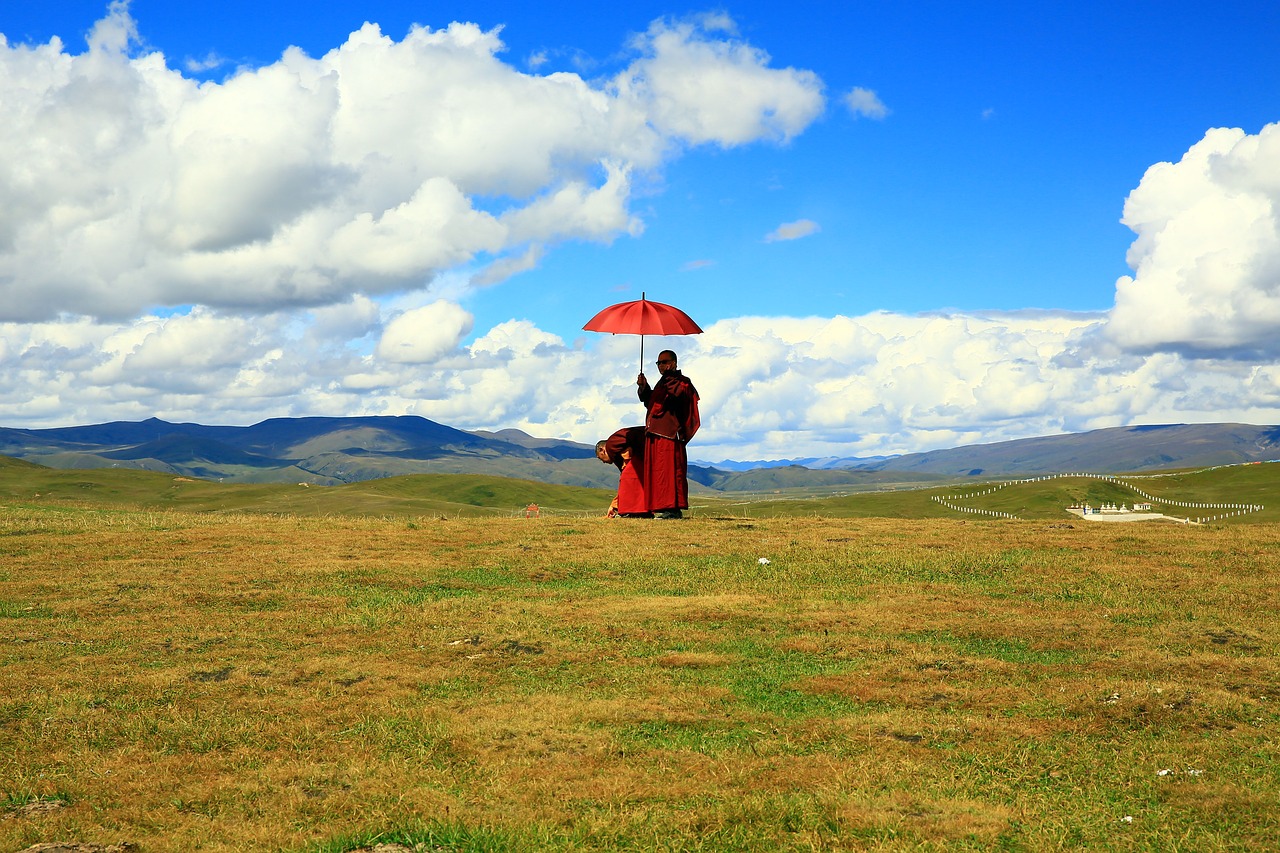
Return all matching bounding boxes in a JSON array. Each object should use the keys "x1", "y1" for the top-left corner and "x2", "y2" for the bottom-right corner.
[{"x1": 2, "y1": 507, "x2": 1279, "y2": 851}]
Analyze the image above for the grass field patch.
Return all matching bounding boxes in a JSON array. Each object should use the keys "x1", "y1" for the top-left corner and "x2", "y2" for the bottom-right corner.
[
  {"x1": 0, "y1": 599, "x2": 55, "y2": 618},
  {"x1": 4, "y1": 511, "x2": 1280, "y2": 850}
]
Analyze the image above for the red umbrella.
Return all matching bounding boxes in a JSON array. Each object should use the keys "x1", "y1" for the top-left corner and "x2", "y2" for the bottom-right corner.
[{"x1": 583, "y1": 292, "x2": 703, "y2": 373}]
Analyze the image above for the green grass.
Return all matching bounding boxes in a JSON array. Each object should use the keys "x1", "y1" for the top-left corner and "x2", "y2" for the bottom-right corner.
[
  {"x1": 0, "y1": 791, "x2": 71, "y2": 810},
  {"x1": 3, "y1": 461, "x2": 1280, "y2": 850},
  {"x1": 0, "y1": 458, "x2": 613, "y2": 518},
  {"x1": 3, "y1": 451, "x2": 1277, "y2": 525},
  {"x1": 0, "y1": 600, "x2": 56, "y2": 618}
]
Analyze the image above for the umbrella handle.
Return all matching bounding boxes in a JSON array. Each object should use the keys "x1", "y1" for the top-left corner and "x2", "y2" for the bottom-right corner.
[{"x1": 639, "y1": 291, "x2": 646, "y2": 377}]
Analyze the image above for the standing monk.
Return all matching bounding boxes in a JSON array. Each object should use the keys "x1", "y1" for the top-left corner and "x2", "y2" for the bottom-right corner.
[{"x1": 637, "y1": 350, "x2": 700, "y2": 519}]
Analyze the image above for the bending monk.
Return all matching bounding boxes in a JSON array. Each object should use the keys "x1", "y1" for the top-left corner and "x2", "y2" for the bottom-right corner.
[{"x1": 595, "y1": 426, "x2": 652, "y2": 517}]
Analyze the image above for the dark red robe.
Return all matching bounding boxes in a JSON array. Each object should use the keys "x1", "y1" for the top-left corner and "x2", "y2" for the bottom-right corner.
[{"x1": 638, "y1": 370, "x2": 700, "y2": 512}]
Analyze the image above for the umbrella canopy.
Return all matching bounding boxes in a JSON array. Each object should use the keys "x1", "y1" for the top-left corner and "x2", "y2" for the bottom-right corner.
[
  {"x1": 583, "y1": 292, "x2": 702, "y2": 372},
  {"x1": 583, "y1": 294, "x2": 703, "y2": 336}
]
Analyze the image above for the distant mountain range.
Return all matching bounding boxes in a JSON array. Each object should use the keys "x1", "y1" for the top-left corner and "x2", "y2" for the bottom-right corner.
[
  {"x1": 863, "y1": 422, "x2": 1280, "y2": 477},
  {"x1": 0, "y1": 416, "x2": 623, "y2": 489},
  {"x1": 700, "y1": 455, "x2": 896, "y2": 471},
  {"x1": 1, "y1": 417, "x2": 1277, "y2": 491}
]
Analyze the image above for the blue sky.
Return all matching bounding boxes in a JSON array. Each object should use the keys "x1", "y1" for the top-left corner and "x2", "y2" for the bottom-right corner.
[{"x1": 3, "y1": 1, "x2": 1280, "y2": 461}]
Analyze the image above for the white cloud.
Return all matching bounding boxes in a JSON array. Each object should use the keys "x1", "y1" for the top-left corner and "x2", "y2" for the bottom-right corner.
[
  {"x1": 1107, "y1": 122, "x2": 1280, "y2": 358},
  {"x1": 765, "y1": 219, "x2": 820, "y2": 242},
  {"x1": 88, "y1": 1, "x2": 139, "y2": 55},
  {"x1": 471, "y1": 245, "x2": 545, "y2": 287},
  {"x1": 694, "y1": 12, "x2": 739, "y2": 35},
  {"x1": 0, "y1": 9, "x2": 823, "y2": 322},
  {"x1": 500, "y1": 161, "x2": 641, "y2": 245},
  {"x1": 375, "y1": 300, "x2": 474, "y2": 364},
  {"x1": 120, "y1": 310, "x2": 272, "y2": 375},
  {"x1": 614, "y1": 17, "x2": 825, "y2": 147},
  {"x1": 183, "y1": 52, "x2": 226, "y2": 74},
  {"x1": 844, "y1": 86, "x2": 888, "y2": 120},
  {"x1": 6, "y1": 297, "x2": 1278, "y2": 462},
  {"x1": 305, "y1": 295, "x2": 382, "y2": 342}
]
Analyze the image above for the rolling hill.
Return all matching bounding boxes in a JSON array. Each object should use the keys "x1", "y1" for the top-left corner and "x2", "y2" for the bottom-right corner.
[
  {"x1": 1, "y1": 416, "x2": 1278, "y2": 491},
  {"x1": 3, "y1": 450, "x2": 1274, "y2": 524},
  {"x1": 866, "y1": 422, "x2": 1280, "y2": 477},
  {"x1": 0, "y1": 415, "x2": 619, "y2": 489}
]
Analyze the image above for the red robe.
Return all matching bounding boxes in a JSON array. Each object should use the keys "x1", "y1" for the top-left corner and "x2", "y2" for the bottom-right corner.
[
  {"x1": 638, "y1": 370, "x2": 700, "y2": 512},
  {"x1": 603, "y1": 426, "x2": 649, "y2": 516}
]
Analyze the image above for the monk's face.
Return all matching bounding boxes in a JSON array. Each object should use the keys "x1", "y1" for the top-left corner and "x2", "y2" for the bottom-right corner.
[
  {"x1": 596, "y1": 445, "x2": 611, "y2": 463},
  {"x1": 656, "y1": 354, "x2": 677, "y2": 376}
]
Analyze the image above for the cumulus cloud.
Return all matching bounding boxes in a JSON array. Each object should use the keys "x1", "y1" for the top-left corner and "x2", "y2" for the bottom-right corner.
[
  {"x1": 1106, "y1": 122, "x2": 1280, "y2": 359},
  {"x1": 765, "y1": 219, "x2": 820, "y2": 242},
  {"x1": 6, "y1": 291, "x2": 1280, "y2": 461},
  {"x1": 471, "y1": 245, "x2": 545, "y2": 287},
  {"x1": 614, "y1": 17, "x2": 825, "y2": 147},
  {"x1": 844, "y1": 86, "x2": 888, "y2": 120},
  {"x1": 375, "y1": 300, "x2": 474, "y2": 364},
  {"x1": 0, "y1": 7, "x2": 825, "y2": 322}
]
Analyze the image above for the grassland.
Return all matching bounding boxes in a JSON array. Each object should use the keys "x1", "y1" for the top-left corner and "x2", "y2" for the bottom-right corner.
[
  {"x1": 0, "y1": 456, "x2": 613, "y2": 519},
  {"x1": 3, "y1": 459, "x2": 1280, "y2": 850},
  {"x1": 4, "y1": 486, "x2": 1280, "y2": 851},
  {"x1": 3, "y1": 453, "x2": 1277, "y2": 524}
]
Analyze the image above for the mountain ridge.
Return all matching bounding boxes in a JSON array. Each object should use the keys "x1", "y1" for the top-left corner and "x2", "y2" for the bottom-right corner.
[
  {"x1": 864, "y1": 422, "x2": 1280, "y2": 477},
  {"x1": 2, "y1": 417, "x2": 1277, "y2": 490}
]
